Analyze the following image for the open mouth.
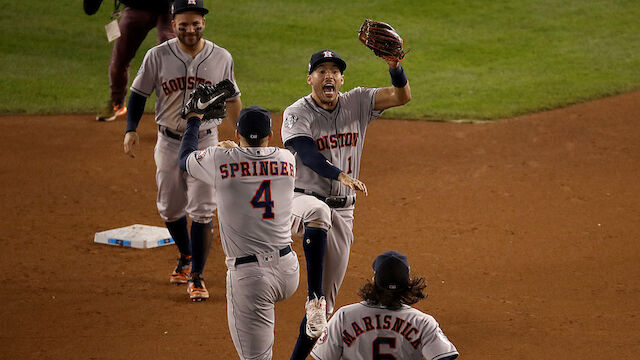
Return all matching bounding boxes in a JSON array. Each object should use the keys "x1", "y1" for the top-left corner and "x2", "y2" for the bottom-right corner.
[{"x1": 322, "y1": 84, "x2": 335, "y2": 97}]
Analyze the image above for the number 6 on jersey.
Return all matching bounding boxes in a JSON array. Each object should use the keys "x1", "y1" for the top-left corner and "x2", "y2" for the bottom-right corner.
[{"x1": 251, "y1": 180, "x2": 275, "y2": 219}]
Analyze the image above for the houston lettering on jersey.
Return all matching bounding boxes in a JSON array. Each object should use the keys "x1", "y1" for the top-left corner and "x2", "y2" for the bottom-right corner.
[
  {"x1": 340, "y1": 314, "x2": 421, "y2": 349},
  {"x1": 220, "y1": 161, "x2": 295, "y2": 179},
  {"x1": 161, "y1": 76, "x2": 213, "y2": 95},
  {"x1": 315, "y1": 132, "x2": 359, "y2": 151}
]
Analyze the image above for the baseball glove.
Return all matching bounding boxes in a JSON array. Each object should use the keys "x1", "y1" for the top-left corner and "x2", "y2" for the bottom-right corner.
[
  {"x1": 181, "y1": 80, "x2": 236, "y2": 121},
  {"x1": 358, "y1": 19, "x2": 406, "y2": 62}
]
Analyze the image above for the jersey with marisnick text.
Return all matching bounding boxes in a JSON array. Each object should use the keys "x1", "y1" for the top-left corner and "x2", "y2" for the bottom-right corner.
[
  {"x1": 281, "y1": 87, "x2": 382, "y2": 198},
  {"x1": 130, "y1": 38, "x2": 241, "y2": 133},
  {"x1": 185, "y1": 146, "x2": 295, "y2": 258},
  {"x1": 311, "y1": 302, "x2": 459, "y2": 360}
]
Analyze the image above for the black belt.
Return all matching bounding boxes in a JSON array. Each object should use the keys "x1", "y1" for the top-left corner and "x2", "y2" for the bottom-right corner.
[
  {"x1": 158, "y1": 125, "x2": 212, "y2": 140},
  {"x1": 234, "y1": 245, "x2": 292, "y2": 266},
  {"x1": 294, "y1": 188, "x2": 355, "y2": 208}
]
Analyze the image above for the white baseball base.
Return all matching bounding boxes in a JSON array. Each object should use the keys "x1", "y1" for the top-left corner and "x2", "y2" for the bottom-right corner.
[{"x1": 94, "y1": 224, "x2": 174, "y2": 249}]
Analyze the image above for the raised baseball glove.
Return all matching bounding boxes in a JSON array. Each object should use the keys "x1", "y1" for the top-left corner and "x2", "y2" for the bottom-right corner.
[
  {"x1": 358, "y1": 19, "x2": 406, "y2": 62},
  {"x1": 181, "y1": 79, "x2": 236, "y2": 121}
]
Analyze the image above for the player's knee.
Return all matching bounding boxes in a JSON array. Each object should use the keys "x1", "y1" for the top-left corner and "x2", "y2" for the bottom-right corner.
[{"x1": 305, "y1": 204, "x2": 331, "y2": 231}]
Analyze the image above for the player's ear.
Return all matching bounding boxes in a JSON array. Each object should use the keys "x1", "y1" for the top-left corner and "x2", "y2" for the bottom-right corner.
[
  {"x1": 201, "y1": 17, "x2": 206, "y2": 27},
  {"x1": 234, "y1": 130, "x2": 240, "y2": 140},
  {"x1": 268, "y1": 131, "x2": 273, "y2": 141},
  {"x1": 306, "y1": 75, "x2": 312, "y2": 85}
]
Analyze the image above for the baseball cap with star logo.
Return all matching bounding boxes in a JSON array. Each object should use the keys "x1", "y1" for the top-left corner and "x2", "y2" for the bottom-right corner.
[
  {"x1": 172, "y1": 0, "x2": 209, "y2": 16},
  {"x1": 308, "y1": 49, "x2": 347, "y2": 74}
]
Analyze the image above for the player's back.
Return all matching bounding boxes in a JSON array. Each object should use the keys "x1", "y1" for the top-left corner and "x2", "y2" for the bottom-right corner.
[
  {"x1": 312, "y1": 302, "x2": 458, "y2": 360},
  {"x1": 213, "y1": 146, "x2": 296, "y2": 258}
]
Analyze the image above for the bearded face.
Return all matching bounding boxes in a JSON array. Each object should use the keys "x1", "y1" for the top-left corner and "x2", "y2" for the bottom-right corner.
[{"x1": 172, "y1": 12, "x2": 206, "y2": 49}]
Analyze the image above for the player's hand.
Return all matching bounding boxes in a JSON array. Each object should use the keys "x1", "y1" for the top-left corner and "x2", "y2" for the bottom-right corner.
[
  {"x1": 123, "y1": 131, "x2": 139, "y2": 158},
  {"x1": 218, "y1": 140, "x2": 238, "y2": 149},
  {"x1": 338, "y1": 172, "x2": 368, "y2": 196},
  {"x1": 384, "y1": 57, "x2": 399, "y2": 69}
]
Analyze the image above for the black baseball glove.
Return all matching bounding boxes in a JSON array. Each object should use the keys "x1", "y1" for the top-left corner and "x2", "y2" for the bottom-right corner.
[
  {"x1": 181, "y1": 80, "x2": 236, "y2": 121},
  {"x1": 358, "y1": 19, "x2": 407, "y2": 62}
]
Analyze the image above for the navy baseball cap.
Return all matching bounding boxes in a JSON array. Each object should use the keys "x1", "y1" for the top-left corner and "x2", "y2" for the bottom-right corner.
[
  {"x1": 237, "y1": 106, "x2": 272, "y2": 140},
  {"x1": 173, "y1": 0, "x2": 209, "y2": 16},
  {"x1": 308, "y1": 49, "x2": 347, "y2": 74},
  {"x1": 373, "y1": 250, "x2": 410, "y2": 291}
]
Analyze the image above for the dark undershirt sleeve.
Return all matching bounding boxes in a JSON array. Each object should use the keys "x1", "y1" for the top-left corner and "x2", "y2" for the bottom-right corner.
[
  {"x1": 125, "y1": 91, "x2": 147, "y2": 133},
  {"x1": 178, "y1": 117, "x2": 201, "y2": 171},
  {"x1": 285, "y1": 136, "x2": 342, "y2": 180}
]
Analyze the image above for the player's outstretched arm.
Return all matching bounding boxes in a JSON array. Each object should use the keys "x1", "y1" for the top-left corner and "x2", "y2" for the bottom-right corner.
[
  {"x1": 338, "y1": 172, "x2": 368, "y2": 196},
  {"x1": 373, "y1": 60, "x2": 411, "y2": 111}
]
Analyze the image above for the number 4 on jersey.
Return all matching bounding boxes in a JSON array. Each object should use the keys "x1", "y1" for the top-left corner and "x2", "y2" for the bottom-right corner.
[{"x1": 250, "y1": 180, "x2": 275, "y2": 219}]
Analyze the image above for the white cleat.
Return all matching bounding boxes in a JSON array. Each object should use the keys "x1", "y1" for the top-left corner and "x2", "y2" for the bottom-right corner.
[{"x1": 305, "y1": 296, "x2": 327, "y2": 338}]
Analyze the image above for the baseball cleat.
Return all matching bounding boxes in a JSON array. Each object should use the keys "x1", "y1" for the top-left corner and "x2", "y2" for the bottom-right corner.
[
  {"x1": 169, "y1": 255, "x2": 192, "y2": 284},
  {"x1": 305, "y1": 295, "x2": 327, "y2": 338},
  {"x1": 187, "y1": 273, "x2": 209, "y2": 302},
  {"x1": 96, "y1": 100, "x2": 127, "y2": 122}
]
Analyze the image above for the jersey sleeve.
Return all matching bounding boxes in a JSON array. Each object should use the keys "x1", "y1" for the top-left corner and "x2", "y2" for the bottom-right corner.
[
  {"x1": 310, "y1": 308, "x2": 344, "y2": 360},
  {"x1": 420, "y1": 316, "x2": 459, "y2": 360},
  {"x1": 185, "y1": 147, "x2": 218, "y2": 185},
  {"x1": 281, "y1": 107, "x2": 313, "y2": 145},
  {"x1": 130, "y1": 49, "x2": 157, "y2": 97},
  {"x1": 349, "y1": 86, "x2": 384, "y2": 127}
]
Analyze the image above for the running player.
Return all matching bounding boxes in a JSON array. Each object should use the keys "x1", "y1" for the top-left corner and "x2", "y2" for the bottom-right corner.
[
  {"x1": 282, "y1": 49, "x2": 411, "y2": 359},
  {"x1": 122, "y1": 0, "x2": 242, "y2": 301},
  {"x1": 311, "y1": 250, "x2": 459, "y2": 360},
  {"x1": 178, "y1": 100, "x2": 299, "y2": 360}
]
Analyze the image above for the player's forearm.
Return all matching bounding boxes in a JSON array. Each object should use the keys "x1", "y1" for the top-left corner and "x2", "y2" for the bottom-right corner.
[
  {"x1": 388, "y1": 64, "x2": 411, "y2": 104},
  {"x1": 286, "y1": 137, "x2": 342, "y2": 180},
  {"x1": 125, "y1": 91, "x2": 147, "y2": 133},
  {"x1": 178, "y1": 116, "x2": 201, "y2": 171}
]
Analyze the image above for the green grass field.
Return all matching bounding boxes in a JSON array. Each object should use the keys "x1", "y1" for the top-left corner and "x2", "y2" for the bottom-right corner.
[{"x1": 1, "y1": 0, "x2": 639, "y2": 120}]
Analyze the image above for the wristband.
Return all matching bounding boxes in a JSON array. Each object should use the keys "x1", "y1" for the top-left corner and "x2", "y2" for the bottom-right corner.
[{"x1": 389, "y1": 65, "x2": 408, "y2": 88}]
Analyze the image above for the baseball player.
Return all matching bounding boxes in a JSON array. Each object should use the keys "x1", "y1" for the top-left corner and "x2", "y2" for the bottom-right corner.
[
  {"x1": 122, "y1": 0, "x2": 242, "y2": 301},
  {"x1": 282, "y1": 49, "x2": 411, "y2": 359},
  {"x1": 311, "y1": 250, "x2": 459, "y2": 360},
  {"x1": 178, "y1": 100, "x2": 300, "y2": 360}
]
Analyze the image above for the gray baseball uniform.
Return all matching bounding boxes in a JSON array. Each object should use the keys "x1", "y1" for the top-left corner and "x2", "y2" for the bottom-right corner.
[
  {"x1": 185, "y1": 145, "x2": 300, "y2": 360},
  {"x1": 131, "y1": 37, "x2": 240, "y2": 223},
  {"x1": 281, "y1": 87, "x2": 382, "y2": 314},
  {"x1": 311, "y1": 302, "x2": 459, "y2": 360}
]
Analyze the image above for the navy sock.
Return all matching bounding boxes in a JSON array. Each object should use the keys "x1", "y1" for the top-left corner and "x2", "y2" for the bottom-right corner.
[
  {"x1": 190, "y1": 221, "x2": 213, "y2": 274},
  {"x1": 303, "y1": 227, "x2": 327, "y2": 298},
  {"x1": 289, "y1": 316, "x2": 317, "y2": 360},
  {"x1": 165, "y1": 216, "x2": 191, "y2": 256}
]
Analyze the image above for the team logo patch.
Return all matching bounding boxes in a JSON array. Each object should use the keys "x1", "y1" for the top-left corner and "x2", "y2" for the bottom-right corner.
[
  {"x1": 195, "y1": 150, "x2": 207, "y2": 161},
  {"x1": 323, "y1": 50, "x2": 334, "y2": 58},
  {"x1": 284, "y1": 114, "x2": 298, "y2": 129},
  {"x1": 316, "y1": 327, "x2": 328, "y2": 344},
  {"x1": 187, "y1": 0, "x2": 197, "y2": 5}
]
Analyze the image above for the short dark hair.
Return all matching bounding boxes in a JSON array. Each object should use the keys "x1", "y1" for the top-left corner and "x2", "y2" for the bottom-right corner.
[
  {"x1": 244, "y1": 135, "x2": 268, "y2": 147},
  {"x1": 357, "y1": 276, "x2": 427, "y2": 310}
]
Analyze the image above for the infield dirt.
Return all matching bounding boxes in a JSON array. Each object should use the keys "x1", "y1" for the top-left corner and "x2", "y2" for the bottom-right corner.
[{"x1": 1, "y1": 91, "x2": 639, "y2": 359}]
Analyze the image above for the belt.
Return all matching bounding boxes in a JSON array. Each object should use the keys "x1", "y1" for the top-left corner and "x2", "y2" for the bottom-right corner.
[
  {"x1": 234, "y1": 245, "x2": 292, "y2": 266},
  {"x1": 158, "y1": 125, "x2": 212, "y2": 140},
  {"x1": 294, "y1": 188, "x2": 356, "y2": 208}
]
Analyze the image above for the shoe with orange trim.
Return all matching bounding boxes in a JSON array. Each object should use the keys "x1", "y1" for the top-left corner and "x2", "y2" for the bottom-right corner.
[
  {"x1": 187, "y1": 273, "x2": 209, "y2": 302},
  {"x1": 96, "y1": 100, "x2": 127, "y2": 122},
  {"x1": 169, "y1": 255, "x2": 192, "y2": 284}
]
